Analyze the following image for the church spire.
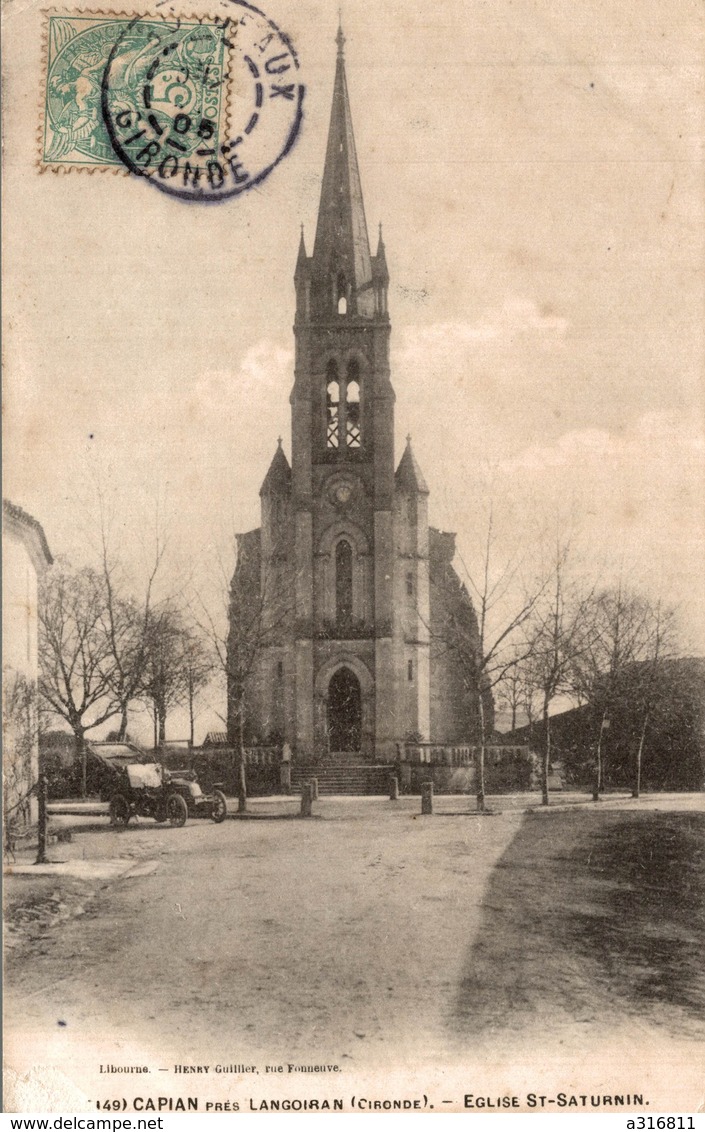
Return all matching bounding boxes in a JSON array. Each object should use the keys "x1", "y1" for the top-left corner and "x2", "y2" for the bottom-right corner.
[{"x1": 311, "y1": 23, "x2": 373, "y2": 313}]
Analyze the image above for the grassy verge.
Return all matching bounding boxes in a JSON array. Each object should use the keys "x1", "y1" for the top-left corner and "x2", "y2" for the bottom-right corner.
[{"x1": 453, "y1": 810, "x2": 705, "y2": 1043}]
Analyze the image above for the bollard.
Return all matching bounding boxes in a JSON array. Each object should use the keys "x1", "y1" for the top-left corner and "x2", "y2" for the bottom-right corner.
[
  {"x1": 300, "y1": 783, "x2": 313, "y2": 817},
  {"x1": 421, "y1": 780, "x2": 433, "y2": 815},
  {"x1": 310, "y1": 777, "x2": 319, "y2": 801},
  {"x1": 280, "y1": 763, "x2": 291, "y2": 795},
  {"x1": 389, "y1": 776, "x2": 399, "y2": 801}
]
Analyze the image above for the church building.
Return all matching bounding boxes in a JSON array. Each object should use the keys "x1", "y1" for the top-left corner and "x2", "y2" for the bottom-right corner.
[{"x1": 228, "y1": 27, "x2": 487, "y2": 766}]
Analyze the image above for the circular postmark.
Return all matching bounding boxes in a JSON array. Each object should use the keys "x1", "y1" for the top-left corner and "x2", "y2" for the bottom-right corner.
[{"x1": 101, "y1": 0, "x2": 303, "y2": 201}]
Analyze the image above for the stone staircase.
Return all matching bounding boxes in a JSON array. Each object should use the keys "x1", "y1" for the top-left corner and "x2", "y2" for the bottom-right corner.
[{"x1": 290, "y1": 763, "x2": 393, "y2": 796}]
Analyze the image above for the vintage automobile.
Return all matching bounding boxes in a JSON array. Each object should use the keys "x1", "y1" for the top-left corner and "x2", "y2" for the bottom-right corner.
[{"x1": 88, "y1": 743, "x2": 228, "y2": 828}]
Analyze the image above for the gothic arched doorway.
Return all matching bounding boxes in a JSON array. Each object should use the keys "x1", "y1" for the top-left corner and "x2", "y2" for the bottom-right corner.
[{"x1": 327, "y1": 667, "x2": 362, "y2": 752}]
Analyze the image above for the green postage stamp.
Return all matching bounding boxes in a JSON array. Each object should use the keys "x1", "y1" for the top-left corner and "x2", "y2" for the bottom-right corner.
[{"x1": 41, "y1": 13, "x2": 229, "y2": 170}]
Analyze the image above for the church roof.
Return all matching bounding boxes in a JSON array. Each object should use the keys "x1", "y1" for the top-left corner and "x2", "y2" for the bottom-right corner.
[
  {"x1": 202, "y1": 731, "x2": 229, "y2": 748},
  {"x1": 259, "y1": 440, "x2": 291, "y2": 496},
  {"x1": 395, "y1": 438, "x2": 429, "y2": 495},
  {"x1": 429, "y1": 527, "x2": 457, "y2": 564},
  {"x1": 311, "y1": 23, "x2": 372, "y2": 294}
]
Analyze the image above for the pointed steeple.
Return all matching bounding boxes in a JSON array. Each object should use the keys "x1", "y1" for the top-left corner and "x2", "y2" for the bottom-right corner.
[
  {"x1": 374, "y1": 222, "x2": 389, "y2": 283},
  {"x1": 395, "y1": 436, "x2": 429, "y2": 495},
  {"x1": 260, "y1": 439, "x2": 292, "y2": 497},
  {"x1": 312, "y1": 23, "x2": 373, "y2": 313},
  {"x1": 294, "y1": 225, "x2": 309, "y2": 281}
]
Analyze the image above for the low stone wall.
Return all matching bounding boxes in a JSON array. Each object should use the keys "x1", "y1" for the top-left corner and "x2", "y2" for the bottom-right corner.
[
  {"x1": 402, "y1": 763, "x2": 476, "y2": 795},
  {"x1": 163, "y1": 748, "x2": 281, "y2": 797},
  {"x1": 399, "y1": 744, "x2": 536, "y2": 794}
]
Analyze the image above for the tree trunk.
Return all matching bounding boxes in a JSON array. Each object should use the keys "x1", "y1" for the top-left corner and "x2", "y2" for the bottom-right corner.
[
  {"x1": 35, "y1": 774, "x2": 48, "y2": 860},
  {"x1": 593, "y1": 710, "x2": 607, "y2": 801},
  {"x1": 158, "y1": 705, "x2": 166, "y2": 746},
  {"x1": 633, "y1": 712, "x2": 648, "y2": 799},
  {"x1": 117, "y1": 707, "x2": 129, "y2": 742},
  {"x1": 235, "y1": 708, "x2": 247, "y2": 813},
  {"x1": 152, "y1": 703, "x2": 158, "y2": 751},
  {"x1": 188, "y1": 682, "x2": 195, "y2": 750},
  {"x1": 35, "y1": 773, "x2": 48, "y2": 865},
  {"x1": 74, "y1": 731, "x2": 87, "y2": 799},
  {"x1": 541, "y1": 695, "x2": 551, "y2": 806},
  {"x1": 476, "y1": 693, "x2": 486, "y2": 813}
]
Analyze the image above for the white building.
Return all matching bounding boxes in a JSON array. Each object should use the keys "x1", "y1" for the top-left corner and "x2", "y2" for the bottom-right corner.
[{"x1": 3, "y1": 499, "x2": 53, "y2": 831}]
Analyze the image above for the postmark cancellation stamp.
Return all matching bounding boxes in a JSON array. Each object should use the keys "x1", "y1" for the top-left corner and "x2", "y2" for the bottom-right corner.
[{"x1": 40, "y1": 3, "x2": 304, "y2": 201}]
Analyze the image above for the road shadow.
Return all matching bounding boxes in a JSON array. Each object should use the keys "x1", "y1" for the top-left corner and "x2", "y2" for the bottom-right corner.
[{"x1": 451, "y1": 809, "x2": 705, "y2": 1045}]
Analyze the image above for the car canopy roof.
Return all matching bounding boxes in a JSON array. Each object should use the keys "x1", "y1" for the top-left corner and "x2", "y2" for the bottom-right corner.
[{"x1": 86, "y1": 742, "x2": 154, "y2": 775}]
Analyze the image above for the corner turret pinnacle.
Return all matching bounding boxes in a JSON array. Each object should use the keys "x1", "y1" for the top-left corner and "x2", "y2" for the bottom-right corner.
[
  {"x1": 294, "y1": 225, "x2": 309, "y2": 280},
  {"x1": 260, "y1": 441, "x2": 291, "y2": 497},
  {"x1": 374, "y1": 221, "x2": 389, "y2": 283},
  {"x1": 395, "y1": 436, "x2": 429, "y2": 495}
]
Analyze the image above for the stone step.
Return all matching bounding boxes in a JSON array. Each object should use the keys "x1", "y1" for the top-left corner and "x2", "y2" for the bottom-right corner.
[
  {"x1": 291, "y1": 772, "x2": 390, "y2": 781},
  {"x1": 290, "y1": 764, "x2": 394, "y2": 796},
  {"x1": 292, "y1": 778, "x2": 389, "y2": 785}
]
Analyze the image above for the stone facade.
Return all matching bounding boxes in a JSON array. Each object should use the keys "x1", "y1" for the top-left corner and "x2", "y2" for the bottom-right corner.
[{"x1": 228, "y1": 28, "x2": 489, "y2": 763}]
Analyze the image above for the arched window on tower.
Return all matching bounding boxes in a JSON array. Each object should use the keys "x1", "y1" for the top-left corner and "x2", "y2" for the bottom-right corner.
[
  {"x1": 346, "y1": 359, "x2": 361, "y2": 448},
  {"x1": 337, "y1": 272, "x2": 348, "y2": 315},
  {"x1": 335, "y1": 539, "x2": 353, "y2": 626},
  {"x1": 326, "y1": 360, "x2": 340, "y2": 448}
]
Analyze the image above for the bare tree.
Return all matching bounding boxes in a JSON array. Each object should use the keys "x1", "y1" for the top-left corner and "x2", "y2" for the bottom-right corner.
[
  {"x1": 525, "y1": 542, "x2": 597, "y2": 805},
  {"x1": 99, "y1": 592, "x2": 150, "y2": 739},
  {"x1": 196, "y1": 533, "x2": 293, "y2": 812},
  {"x1": 140, "y1": 607, "x2": 212, "y2": 749},
  {"x1": 571, "y1": 581, "x2": 663, "y2": 798},
  {"x1": 98, "y1": 524, "x2": 167, "y2": 742},
  {"x1": 625, "y1": 600, "x2": 678, "y2": 797},
  {"x1": 38, "y1": 562, "x2": 119, "y2": 796},
  {"x1": 496, "y1": 651, "x2": 532, "y2": 733},
  {"x1": 181, "y1": 626, "x2": 214, "y2": 748},
  {"x1": 431, "y1": 507, "x2": 546, "y2": 811},
  {"x1": 142, "y1": 604, "x2": 192, "y2": 748}
]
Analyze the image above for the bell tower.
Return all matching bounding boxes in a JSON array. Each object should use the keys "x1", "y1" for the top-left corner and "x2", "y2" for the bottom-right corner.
[
  {"x1": 290, "y1": 24, "x2": 397, "y2": 759},
  {"x1": 228, "y1": 22, "x2": 484, "y2": 766}
]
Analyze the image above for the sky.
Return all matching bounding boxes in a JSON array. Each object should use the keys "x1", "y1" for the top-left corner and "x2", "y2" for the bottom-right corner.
[{"x1": 4, "y1": 0, "x2": 704, "y2": 741}]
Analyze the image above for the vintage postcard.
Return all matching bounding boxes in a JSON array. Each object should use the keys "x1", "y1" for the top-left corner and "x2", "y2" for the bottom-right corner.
[{"x1": 3, "y1": 0, "x2": 704, "y2": 1116}]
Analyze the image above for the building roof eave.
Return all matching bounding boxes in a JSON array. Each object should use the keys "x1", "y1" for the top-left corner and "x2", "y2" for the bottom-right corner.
[{"x1": 3, "y1": 498, "x2": 53, "y2": 571}]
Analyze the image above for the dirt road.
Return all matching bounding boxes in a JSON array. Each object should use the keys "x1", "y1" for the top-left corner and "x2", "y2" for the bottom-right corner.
[{"x1": 4, "y1": 796, "x2": 704, "y2": 1111}]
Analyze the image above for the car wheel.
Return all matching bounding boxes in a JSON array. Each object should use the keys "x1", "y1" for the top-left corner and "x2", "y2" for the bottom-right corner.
[
  {"x1": 109, "y1": 795, "x2": 131, "y2": 828},
  {"x1": 166, "y1": 793, "x2": 188, "y2": 827},
  {"x1": 211, "y1": 789, "x2": 228, "y2": 824}
]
